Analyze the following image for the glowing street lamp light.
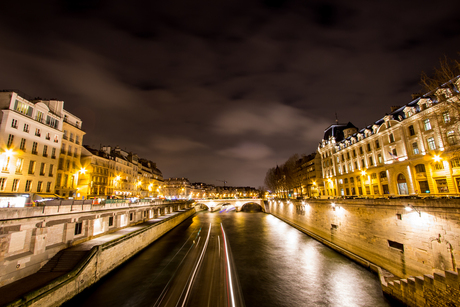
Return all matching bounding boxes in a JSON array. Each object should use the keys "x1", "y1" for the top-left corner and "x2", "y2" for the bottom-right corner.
[
  {"x1": 433, "y1": 155, "x2": 442, "y2": 162},
  {"x1": 405, "y1": 204, "x2": 421, "y2": 217}
]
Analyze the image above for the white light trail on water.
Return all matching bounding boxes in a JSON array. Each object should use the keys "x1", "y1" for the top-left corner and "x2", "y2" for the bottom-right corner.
[
  {"x1": 221, "y1": 223, "x2": 235, "y2": 307},
  {"x1": 181, "y1": 223, "x2": 211, "y2": 307}
]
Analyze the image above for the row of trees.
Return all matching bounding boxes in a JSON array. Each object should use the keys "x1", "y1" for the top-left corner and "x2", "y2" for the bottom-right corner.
[{"x1": 264, "y1": 153, "x2": 303, "y2": 198}]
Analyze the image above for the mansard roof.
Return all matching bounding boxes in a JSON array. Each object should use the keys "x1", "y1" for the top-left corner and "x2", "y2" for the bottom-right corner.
[{"x1": 322, "y1": 122, "x2": 357, "y2": 142}]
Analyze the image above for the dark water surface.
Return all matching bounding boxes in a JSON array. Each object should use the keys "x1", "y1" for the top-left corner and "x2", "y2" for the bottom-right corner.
[{"x1": 64, "y1": 212, "x2": 393, "y2": 307}]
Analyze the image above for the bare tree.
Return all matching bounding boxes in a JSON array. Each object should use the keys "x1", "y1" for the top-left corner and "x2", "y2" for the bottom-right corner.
[{"x1": 420, "y1": 55, "x2": 460, "y2": 94}]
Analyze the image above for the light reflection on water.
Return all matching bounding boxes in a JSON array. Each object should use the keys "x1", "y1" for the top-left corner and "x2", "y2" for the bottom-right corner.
[
  {"x1": 219, "y1": 212, "x2": 392, "y2": 307},
  {"x1": 64, "y1": 211, "x2": 393, "y2": 307}
]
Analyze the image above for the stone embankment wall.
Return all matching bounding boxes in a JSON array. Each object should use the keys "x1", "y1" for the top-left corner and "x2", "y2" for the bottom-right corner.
[
  {"x1": 0, "y1": 200, "x2": 191, "y2": 286},
  {"x1": 6, "y1": 208, "x2": 196, "y2": 307},
  {"x1": 269, "y1": 198, "x2": 460, "y2": 306}
]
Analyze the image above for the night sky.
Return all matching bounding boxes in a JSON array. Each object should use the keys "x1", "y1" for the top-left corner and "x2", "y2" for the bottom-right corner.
[{"x1": 1, "y1": 0, "x2": 460, "y2": 187}]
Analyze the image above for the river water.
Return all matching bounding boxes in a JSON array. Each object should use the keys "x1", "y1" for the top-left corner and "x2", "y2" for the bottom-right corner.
[{"x1": 64, "y1": 211, "x2": 395, "y2": 307}]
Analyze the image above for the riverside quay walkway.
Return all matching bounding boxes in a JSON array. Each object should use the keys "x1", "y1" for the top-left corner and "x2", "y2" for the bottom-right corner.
[{"x1": 0, "y1": 200, "x2": 194, "y2": 307}]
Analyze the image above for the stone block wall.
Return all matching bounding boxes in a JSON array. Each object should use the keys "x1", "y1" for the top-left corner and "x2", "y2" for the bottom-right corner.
[
  {"x1": 0, "y1": 200, "x2": 191, "y2": 286},
  {"x1": 6, "y1": 208, "x2": 196, "y2": 307},
  {"x1": 381, "y1": 269, "x2": 460, "y2": 306},
  {"x1": 269, "y1": 198, "x2": 460, "y2": 279}
]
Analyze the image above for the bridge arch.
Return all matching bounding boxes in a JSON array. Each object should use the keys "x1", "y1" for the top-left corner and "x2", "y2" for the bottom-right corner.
[{"x1": 240, "y1": 202, "x2": 264, "y2": 212}]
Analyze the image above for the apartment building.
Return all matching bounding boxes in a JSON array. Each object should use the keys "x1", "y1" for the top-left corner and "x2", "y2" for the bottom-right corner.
[
  {"x1": 55, "y1": 110, "x2": 85, "y2": 198},
  {"x1": 317, "y1": 77, "x2": 460, "y2": 198},
  {"x1": 0, "y1": 92, "x2": 64, "y2": 206}
]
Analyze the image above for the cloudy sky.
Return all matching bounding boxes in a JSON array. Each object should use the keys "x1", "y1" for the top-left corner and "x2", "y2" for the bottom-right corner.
[{"x1": 1, "y1": 0, "x2": 460, "y2": 187}]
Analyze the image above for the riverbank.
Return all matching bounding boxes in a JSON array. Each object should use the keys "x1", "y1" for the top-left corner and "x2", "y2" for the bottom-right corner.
[
  {"x1": 0, "y1": 208, "x2": 195, "y2": 307},
  {"x1": 268, "y1": 199, "x2": 460, "y2": 307}
]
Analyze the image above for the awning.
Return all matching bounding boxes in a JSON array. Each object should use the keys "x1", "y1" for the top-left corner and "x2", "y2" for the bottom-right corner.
[{"x1": 32, "y1": 193, "x2": 62, "y2": 201}]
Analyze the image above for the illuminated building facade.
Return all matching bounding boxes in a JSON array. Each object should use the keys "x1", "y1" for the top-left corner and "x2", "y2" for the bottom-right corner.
[
  {"x1": 79, "y1": 146, "x2": 114, "y2": 200},
  {"x1": 79, "y1": 146, "x2": 163, "y2": 200},
  {"x1": 298, "y1": 153, "x2": 323, "y2": 198},
  {"x1": 318, "y1": 77, "x2": 460, "y2": 197},
  {"x1": 163, "y1": 178, "x2": 191, "y2": 199},
  {"x1": 55, "y1": 110, "x2": 85, "y2": 198},
  {"x1": 0, "y1": 92, "x2": 65, "y2": 206}
]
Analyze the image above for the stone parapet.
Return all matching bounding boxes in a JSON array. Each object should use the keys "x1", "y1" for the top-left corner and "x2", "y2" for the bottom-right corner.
[
  {"x1": 4, "y1": 208, "x2": 195, "y2": 307},
  {"x1": 0, "y1": 200, "x2": 192, "y2": 287}
]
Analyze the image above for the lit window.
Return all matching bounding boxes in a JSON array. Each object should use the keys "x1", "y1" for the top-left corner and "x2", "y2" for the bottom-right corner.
[
  {"x1": 412, "y1": 142, "x2": 419, "y2": 155},
  {"x1": 443, "y1": 112, "x2": 450, "y2": 123},
  {"x1": 424, "y1": 119, "x2": 432, "y2": 131},
  {"x1": 427, "y1": 137, "x2": 436, "y2": 150}
]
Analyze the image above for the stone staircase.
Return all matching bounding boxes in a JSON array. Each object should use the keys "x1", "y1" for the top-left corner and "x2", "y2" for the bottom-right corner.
[{"x1": 38, "y1": 250, "x2": 88, "y2": 273}]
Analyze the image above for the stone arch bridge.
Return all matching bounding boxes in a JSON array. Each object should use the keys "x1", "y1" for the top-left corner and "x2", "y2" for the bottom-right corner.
[{"x1": 194, "y1": 199, "x2": 267, "y2": 212}]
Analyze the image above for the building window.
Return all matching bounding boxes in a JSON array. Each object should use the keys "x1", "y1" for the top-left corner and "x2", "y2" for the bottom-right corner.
[
  {"x1": 14, "y1": 100, "x2": 33, "y2": 116},
  {"x1": 28, "y1": 161, "x2": 36, "y2": 174},
  {"x1": 388, "y1": 240, "x2": 404, "y2": 252},
  {"x1": 369, "y1": 156, "x2": 374, "y2": 166},
  {"x1": 46, "y1": 182, "x2": 51, "y2": 193},
  {"x1": 389, "y1": 133, "x2": 395, "y2": 143},
  {"x1": 2, "y1": 156, "x2": 10, "y2": 172},
  {"x1": 23, "y1": 123, "x2": 29, "y2": 132},
  {"x1": 109, "y1": 216, "x2": 114, "y2": 227},
  {"x1": 37, "y1": 181, "x2": 43, "y2": 192},
  {"x1": 378, "y1": 153, "x2": 382, "y2": 164},
  {"x1": 344, "y1": 178, "x2": 348, "y2": 183},
  {"x1": 346, "y1": 152, "x2": 350, "y2": 159},
  {"x1": 350, "y1": 177, "x2": 354, "y2": 183},
  {"x1": 45, "y1": 133, "x2": 51, "y2": 140},
  {"x1": 43, "y1": 145, "x2": 48, "y2": 157},
  {"x1": 76, "y1": 135, "x2": 80, "y2": 145},
  {"x1": 49, "y1": 164, "x2": 54, "y2": 177},
  {"x1": 56, "y1": 173, "x2": 62, "y2": 187},
  {"x1": 12, "y1": 179, "x2": 19, "y2": 191},
  {"x1": 75, "y1": 222, "x2": 83, "y2": 235},
  {"x1": 408, "y1": 125, "x2": 415, "y2": 136},
  {"x1": 51, "y1": 148, "x2": 56, "y2": 159},
  {"x1": 63, "y1": 130, "x2": 68, "y2": 140},
  {"x1": 424, "y1": 119, "x2": 432, "y2": 131},
  {"x1": 58, "y1": 158, "x2": 64, "y2": 170},
  {"x1": 447, "y1": 130, "x2": 456, "y2": 145},
  {"x1": 412, "y1": 142, "x2": 419, "y2": 155},
  {"x1": 25, "y1": 180, "x2": 32, "y2": 192},
  {"x1": 63, "y1": 174, "x2": 68, "y2": 187},
  {"x1": 65, "y1": 160, "x2": 70, "y2": 171},
  {"x1": 415, "y1": 164, "x2": 426, "y2": 173},
  {"x1": 35, "y1": 128, "x2": 41, "y2": 137},
  {"x1": 392, "y1": 148, "x2": 398, "y2": 157},
  {"x1": 32, "y1": 142, "x2": 38, "y2": 154},
  {"x1": 40, "y1": 163, "x2": 46, "y2": 176},
  {"x1": 359, "y1": 147, "x2": 363, "y2": 155},
  {"x1": 20, "y1": 138, "x2": 26, "y2": 151},
  {"x1": 367, "y1": 143, "x2": 371, "y2": 152},
  {"x1": 15, "y1": 158, "x2": 23, "y2": 173},
  {"x1": 419, "y1": 181, "x2": 430, "y2": 193},
  {"x1": 36, "y1": 111, "x2": 44, "y2": 123},
  {"x1": 379, "y1": 171, "x2": 387, "y2": 179},
  {"x1": 451, "y1": 158, "x2": 460, "y2": 168},
  {"x1": 443, "y1": 112, "x2": 450, "y2": 123},
  {"x1": 427, "y1": 137, "x2": 436, "y2": 150},
  {"x1": 436, "y1": 179, "x2": 449, "y2": 193},
  {"x1": 68, "y1": 145, "x2": 72, "y2": 156},
  {"x1": 375, "y1": 140, "x2": 380, "y2": 149},
  {"x1": 7, "y1": 134, "x2": 14, "y2": 148},
  {"x1": 0, "y1": 178, "x2": 6, "y2": 191},
  {"x1": 433, "y1": 162, "x2": 444, "y2": 170},
  {"x1": 11, "y1": 119, "x2": 18, "y2": 128},
  {"x1": 353, "y1": 149, "x2": 356, "y2": 157},
  {"x1": 371, "y1": 173, "x2": 377, "y2": 179}
]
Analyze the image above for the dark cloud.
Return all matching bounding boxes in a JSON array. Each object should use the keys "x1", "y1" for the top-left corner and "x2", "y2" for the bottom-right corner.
[{"x1": 1, "y1": 0, "x2": 460, "y2": 186}]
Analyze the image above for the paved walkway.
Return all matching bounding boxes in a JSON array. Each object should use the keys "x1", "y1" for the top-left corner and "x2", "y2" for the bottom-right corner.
[{"x1": 0, "y1": 211, "x2": 187, "y2": 307}]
